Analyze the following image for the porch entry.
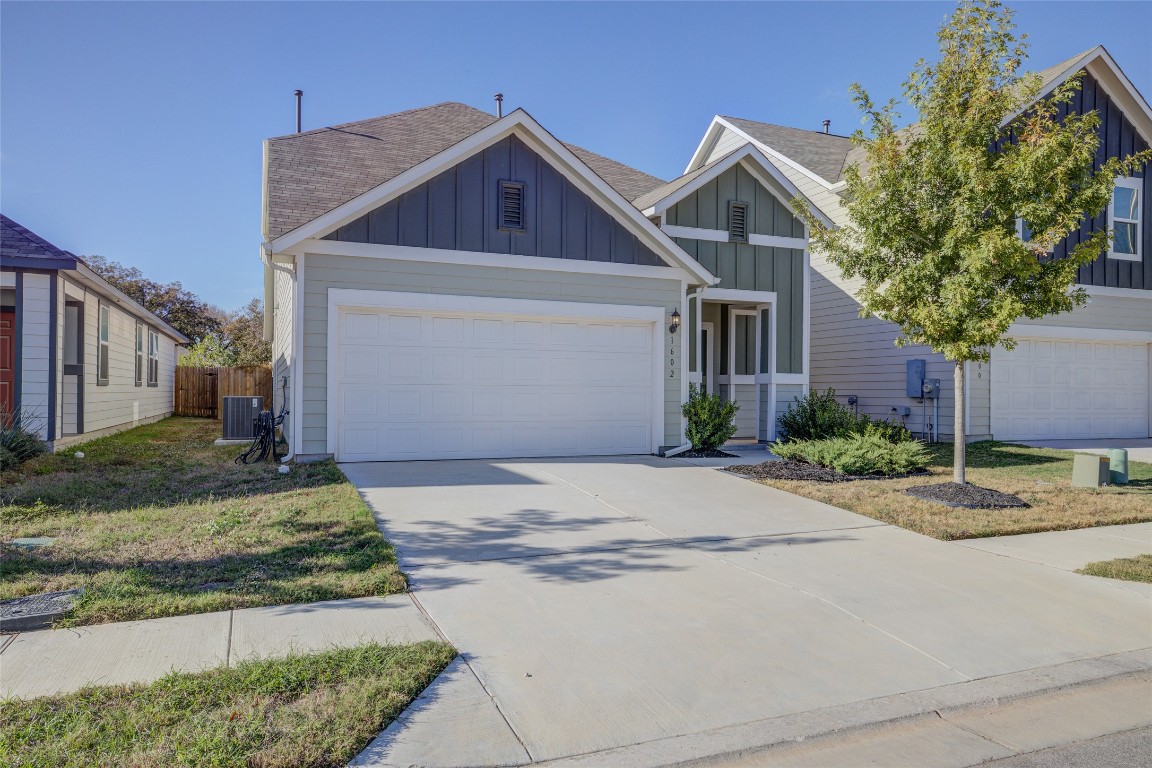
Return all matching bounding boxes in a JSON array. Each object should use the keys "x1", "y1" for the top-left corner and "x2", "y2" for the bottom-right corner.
[{"x1": 690, "y1": 294, "x2": 776, "y2": 441}]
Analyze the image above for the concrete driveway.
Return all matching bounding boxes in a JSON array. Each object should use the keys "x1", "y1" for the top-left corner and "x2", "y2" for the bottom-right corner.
[{"x1": 341, "y1": 456, "x2": 1151, "y2": 767}]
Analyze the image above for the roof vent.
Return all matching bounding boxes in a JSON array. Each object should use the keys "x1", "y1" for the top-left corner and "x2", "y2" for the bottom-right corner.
[
  {"x1": 728, "y1": 201, "x2": 749, "y2": 243},
  {"x1": 495, "y1": 93, "x2": 504, "y2": 118},
  {"x1": 295, "y1": 90, "x2": 303, "y2": 133},
  {"x1": 822, "y1": 119, "x2": 831, "y2": 134},
  {"x1": 499, "y1": 180, "x2": 525, "y2": 231}
]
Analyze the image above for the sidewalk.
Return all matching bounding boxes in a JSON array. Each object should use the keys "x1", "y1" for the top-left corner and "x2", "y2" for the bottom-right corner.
[
  {"x1": 0, "y1": 595, "x2": 441, "y2": 699},
  {"x1": 955, "y1": 522, "x2": 1151, "y2": 580}
]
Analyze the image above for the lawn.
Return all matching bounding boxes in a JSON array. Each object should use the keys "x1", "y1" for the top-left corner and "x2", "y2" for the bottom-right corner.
[
  {"x1": 0, "y1": 641, "x2": 456, "y2": 768},
  {"x1": 0, "y1": 417, "x2": 406, "y2": 626},
  {"x1": 751, "y1": 441, "x2": 1152, "y2": 540},
  {"x1": 1078, "y1": 554, "x2": 1152, "y2": 584}
]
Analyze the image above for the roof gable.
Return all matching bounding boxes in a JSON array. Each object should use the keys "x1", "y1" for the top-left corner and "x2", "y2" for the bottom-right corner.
[{"x1": 1, "y1": 214, "x2": 80, "y2": 269}]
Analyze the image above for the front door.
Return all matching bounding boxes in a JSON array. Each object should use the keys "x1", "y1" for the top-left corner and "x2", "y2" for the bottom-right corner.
[
  {"x1": 0, "y1": 309, "x2": 15, "y2": 423},
  {"x1": 700, "y1": 322, "x2": 714, "y2": 395}
]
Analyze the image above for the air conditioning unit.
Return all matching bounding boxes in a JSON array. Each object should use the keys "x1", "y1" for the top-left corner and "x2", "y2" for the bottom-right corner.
[{"x1": 222, "y1": 396, "x2": 263, "y2": 440}]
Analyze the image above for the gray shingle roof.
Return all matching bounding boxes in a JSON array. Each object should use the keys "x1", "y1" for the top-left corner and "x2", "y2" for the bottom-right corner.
[
  {"x1": 630, "y1": 151, "x2": 734, "y2": 211},
  {"x1": 1, "y1": 214, "x2": 80, "y2": 267},
  {"x1": 721, "y1": 117, "x2": 854, "y2": 183},
  {"x1": 265, "y1": 102, "x2": 668, "y2": 241}
]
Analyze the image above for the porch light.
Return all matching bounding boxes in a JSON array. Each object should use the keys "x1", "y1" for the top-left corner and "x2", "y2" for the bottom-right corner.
[{"x1": 669, "y1": 309, "x2": 681, "y2": 334}]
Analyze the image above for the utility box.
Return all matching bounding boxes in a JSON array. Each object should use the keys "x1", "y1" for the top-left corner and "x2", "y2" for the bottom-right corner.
[
  {"x1": 922, "y1": 378, "x2": 941, "y2": 399},
  {"x1": 1071, "y1": 453, "x2": 1110, "y2": 488},
  {"x1": 223, "y1": 396, "x2": 263, "y2": 440},
  {"x1": 906, "y1": 359, "x2": 926, "y2": 398},
  {"x1": 1108, "y1": 449, "x2": 1129, "y2": 485}
]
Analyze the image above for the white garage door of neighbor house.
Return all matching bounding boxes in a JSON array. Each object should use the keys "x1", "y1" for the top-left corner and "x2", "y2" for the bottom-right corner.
[
  {"x1": 991, "y1": 339, "x2": 1149, "y2": 440},
  {"x1": 334, "y1": 307, "x2": 658, "y2": 461}
]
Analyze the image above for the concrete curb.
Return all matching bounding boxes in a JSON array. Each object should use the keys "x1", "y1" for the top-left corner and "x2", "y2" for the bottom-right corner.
[{"x1": 530, "y1": 648, "x2": 1152, "y2": 768}]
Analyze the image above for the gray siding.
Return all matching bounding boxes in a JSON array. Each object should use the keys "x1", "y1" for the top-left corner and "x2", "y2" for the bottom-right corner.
[
  {"x1": 665, "y1": 163, "x2": 804, "y2": 238},
  {"x1": 772, "y1": 383, "x2": 806, "y2": 440},
  {"x1": 272, "y1": 267, "x2": 294, "y2": 442},
  {"x1": 324, "y1": 135, "x2": 666, "y2": 267},
  {"x1": 298, "y1": 252, "x2": 685, "y2": 455},
  {"x1": 19, "y1": 272, "x2": 51, "y2": 439}
]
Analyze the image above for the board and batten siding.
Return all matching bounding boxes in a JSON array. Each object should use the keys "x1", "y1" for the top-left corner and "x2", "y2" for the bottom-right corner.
[
  {"x1": 323, "y1": 134, "x2": 666, "y2": 268},
  {"x1": 78, "y1": 281, "x2": 176, "y2": 436},
  {"x1": 298, "y1": 252, "x2": 685, "y2": 456}
]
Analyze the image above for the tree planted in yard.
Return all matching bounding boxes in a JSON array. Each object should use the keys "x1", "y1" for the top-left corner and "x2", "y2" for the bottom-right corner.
[{"x1": 796, "y1": 0, "x2": 1150, "y2": 484}]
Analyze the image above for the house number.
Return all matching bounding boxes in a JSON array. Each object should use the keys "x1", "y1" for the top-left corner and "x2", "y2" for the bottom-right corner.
[{"x1": 669, "y1": 342, "x2": 676, "y2": 378}]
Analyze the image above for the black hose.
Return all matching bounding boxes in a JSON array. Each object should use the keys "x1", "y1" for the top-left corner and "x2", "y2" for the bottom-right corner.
[{"x1": 236, "y1": 407, "x2": 287, "y2": 465}]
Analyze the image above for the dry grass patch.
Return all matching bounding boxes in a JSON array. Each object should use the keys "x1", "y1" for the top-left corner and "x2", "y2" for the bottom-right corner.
[
  {"x1": 0, "y1": 641, "x2": 456, "y2": 768},
  {"x1": 1, "y1": 418, "x2": 405, "y2": 626},
  {"x1": 1078, "y1": 554, "x2": 1152, "y2": 583},
  {"x1": 751, "y1": 441, "x2": 1151, "y2": 540}
]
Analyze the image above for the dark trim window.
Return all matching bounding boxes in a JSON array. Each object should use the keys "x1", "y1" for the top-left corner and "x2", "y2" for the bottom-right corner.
[
  {"x1": 147, "y1": 330, "x2": 159, "y2": 387},
  {"x1": 97, "y1": 302, "x2": 110, "y2": 386},
  {"x1": 499, "y1": 180, "x2": 526, "y2": 231},
  {"x1": 135, "y1": 322, "x2": 145, "y2": 386},
  {"x1": 728, "y1": 201, "x2": 749, "y2": 243}
]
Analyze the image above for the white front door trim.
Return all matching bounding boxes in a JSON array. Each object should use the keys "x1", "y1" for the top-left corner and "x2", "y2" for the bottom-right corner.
[{"x1": 326, "y1": 289, "x2": 667, "y2": 460}]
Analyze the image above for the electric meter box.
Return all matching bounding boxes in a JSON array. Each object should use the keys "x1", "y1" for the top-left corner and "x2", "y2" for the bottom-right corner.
[{"x1": 906, "y1": 359, "x2": 926, "y2": 398}]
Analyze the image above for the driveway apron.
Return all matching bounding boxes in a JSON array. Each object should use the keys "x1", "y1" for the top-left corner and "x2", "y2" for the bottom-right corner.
[{"x1": 340, "y1": 457, "x2": 1152, "y2": 764}]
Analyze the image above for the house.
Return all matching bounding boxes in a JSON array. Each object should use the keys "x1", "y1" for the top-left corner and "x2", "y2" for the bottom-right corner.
[
  {"x1": 0, "y1": 215, "x2": 188, "y2": 449},
  {"x1": 685, "y1": 45, "x2": 1151, "y2": 442},
  {"x1": 261, "y1": 104, "x2": 824, "y2": 461}
]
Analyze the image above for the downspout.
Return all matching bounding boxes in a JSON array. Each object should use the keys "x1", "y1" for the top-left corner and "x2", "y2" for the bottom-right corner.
[{"x1": 262, "y1": 244, "x2": 297, "y2": 463}]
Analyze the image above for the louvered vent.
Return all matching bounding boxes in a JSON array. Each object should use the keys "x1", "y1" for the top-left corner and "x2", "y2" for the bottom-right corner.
[
  {"x1": 499, "y1": 180, "x2": 526, "y2": 230},
  {"x1": 728, "y1": 201, "x2": 749, "y2": 243}
]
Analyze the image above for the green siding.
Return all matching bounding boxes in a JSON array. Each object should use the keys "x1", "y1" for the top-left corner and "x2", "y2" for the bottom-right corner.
[{"x1": 666, "y1": 164, "x2": 802, "y2": 238}]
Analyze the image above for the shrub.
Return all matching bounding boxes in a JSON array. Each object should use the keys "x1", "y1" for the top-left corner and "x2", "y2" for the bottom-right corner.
[
  {"x1": 776, "y1": 388, "x2": 865, "y2": 442},
  {"x1": 864, "y1": 418, "x2": 914, "y2": 444},
  {"x1": 0, "y1": 413, "x2": 49, "y2": 470},
  {"x1": 771, "y1": 434, "x2": 929, "y2": 476},
  {"x1": 682, "y1": 384, "x2": 739, "y2": 451}
]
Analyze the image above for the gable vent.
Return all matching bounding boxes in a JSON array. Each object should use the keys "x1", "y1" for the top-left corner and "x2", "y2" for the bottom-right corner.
[
  {"x1": 728, "y1": 201, "x2": 749, "y2": 243},
  {"x1": 499, "y1": 180, "x2": 526, "y2": 231}
]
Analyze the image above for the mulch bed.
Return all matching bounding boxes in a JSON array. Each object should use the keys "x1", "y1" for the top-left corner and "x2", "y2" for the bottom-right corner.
[
  {"x1": 905, "y1": 482, "x2": 1029, "y2": 509},
  {"x1": 727, "y1": 459, "x2": 930, "y2": 483},
  {"x1": 676, "y1": 449, "x2": 738, "y2": 458}
]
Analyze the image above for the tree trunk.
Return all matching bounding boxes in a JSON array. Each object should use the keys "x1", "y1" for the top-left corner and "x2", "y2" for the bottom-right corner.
[{"x1": 954, "y1": 359, "x2": 966, "y2": 485}]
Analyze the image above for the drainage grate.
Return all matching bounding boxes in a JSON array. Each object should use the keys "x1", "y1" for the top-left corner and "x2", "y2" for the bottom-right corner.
[{"x1": 1, "y1": 588, "x2": 83, "y2": 633}]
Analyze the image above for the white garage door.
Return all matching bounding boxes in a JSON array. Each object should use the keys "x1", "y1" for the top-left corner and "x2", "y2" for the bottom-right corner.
[
  {"x1": 334, "y1": 306, "x2": 658, "y2": 461},
  {"x1": 991, "y1": 338, "x2": 1149, "y2": 440}
]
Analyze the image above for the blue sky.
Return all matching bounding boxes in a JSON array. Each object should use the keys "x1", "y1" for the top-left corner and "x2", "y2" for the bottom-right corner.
[{"x1": 2, "y1": 1, "x2": 1149, "y2": 309}]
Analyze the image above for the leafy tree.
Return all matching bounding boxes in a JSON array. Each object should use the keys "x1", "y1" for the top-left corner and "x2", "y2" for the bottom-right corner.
[
  {"x1": 795, "y1": 0, "x2": 1150, "y2": 484},
  {"x1": 178, "y1": 299, "x2": 271, "y2": 368},
  {"x1": 180, "y1": 333, "x2": 236, "y2": 367},
  {"x1": 84, "y1": 255, "x2": 224, "y2": 344}
]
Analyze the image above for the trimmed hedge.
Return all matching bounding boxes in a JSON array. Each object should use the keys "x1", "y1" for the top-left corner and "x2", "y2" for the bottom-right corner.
[
  {"x1": 771, "y1": 434, "x2": 930, "y2": 476},
  {"x1": 682, "y1": 384, "x2": 739, "y2": 451}
]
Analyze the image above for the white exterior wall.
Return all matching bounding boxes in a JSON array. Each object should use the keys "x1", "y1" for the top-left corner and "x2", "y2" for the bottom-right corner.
[
  {"x1": 294, "y1": 250, "x2": 685, "y2": 457},
  {"x1": 19, "y1": 273, "x2": 52, "y2": 439},
  {"x1": 271, "y1": 265, "x2": 295, "y2": 443}
]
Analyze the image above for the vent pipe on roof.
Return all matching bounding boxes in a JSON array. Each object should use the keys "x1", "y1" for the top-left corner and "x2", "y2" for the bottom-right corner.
[
  {"x1": 822, "y1": 119, "x2": 830, "y2": 134},
  {"x1": 295, "y1": 90, "x2": 303, "y2": 133},
  {"x1": 494, "y1": 93, "x2": 504, "y2": 118}
]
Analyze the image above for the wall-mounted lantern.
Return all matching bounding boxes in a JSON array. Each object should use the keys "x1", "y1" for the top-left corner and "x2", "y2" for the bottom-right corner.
[{"x1": 669, "y1": 309, "x2": 681, "y2": 334}]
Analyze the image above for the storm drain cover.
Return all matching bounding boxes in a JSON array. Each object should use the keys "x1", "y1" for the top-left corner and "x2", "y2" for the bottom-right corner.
[
  {"x1": 9, "y1": 537, "x2": 55, "y2": 550},
  {"x1": 0, "y1": 588, "x2": 82, "y2": 633}
]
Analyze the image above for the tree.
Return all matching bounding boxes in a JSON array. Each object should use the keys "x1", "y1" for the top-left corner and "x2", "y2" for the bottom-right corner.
[
  {"x1": 84, "y1": 255, "x2": 224, "y2": 344},
  {"x1": 178, "y1": 299, "x2": 271, "y2": 368},
  {"x1": 796, "y1": 0, "x2": 1150, "y2": 485}
]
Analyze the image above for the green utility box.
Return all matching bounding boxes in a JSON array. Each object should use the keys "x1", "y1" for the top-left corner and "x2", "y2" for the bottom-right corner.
[
  {"x1": 1108, "y1": 449, "x2": 1129, "y2": 485},
  {"x1": 1072, "y1": 453, "x2": 1111, "y2": 488}
]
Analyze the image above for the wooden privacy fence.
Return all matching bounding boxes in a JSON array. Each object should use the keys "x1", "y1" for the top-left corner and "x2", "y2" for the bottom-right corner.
[{"x1": 174, "y1": 366, "x2": 273, "y2": 419}]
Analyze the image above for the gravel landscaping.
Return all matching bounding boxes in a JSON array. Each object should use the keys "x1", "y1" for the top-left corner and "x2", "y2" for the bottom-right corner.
[{"x1": 676, "y1": 448, "x2": 738, "y2": 459}]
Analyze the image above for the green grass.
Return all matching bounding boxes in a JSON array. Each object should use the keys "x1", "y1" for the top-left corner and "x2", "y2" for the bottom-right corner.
[
  {"x1": 0, "y1": 418, "x2": 406, "y2": 626},
  {"x1": 755, "y1": 441, "x2": 1151, "y2": 540},
  {"x1": 1078, "y1": 553, "x2": 1152, "y2": 583},
  {"x1": 0, "y1": 641, "x2": 456, "y2": 768}
]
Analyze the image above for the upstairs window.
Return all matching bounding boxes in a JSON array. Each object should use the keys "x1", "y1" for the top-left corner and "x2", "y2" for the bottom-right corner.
[
  {"x1": 728, "y1": 201, "x2": 749, "y2": 243},
  {"x1": 135, "y1": 323, "x2": 144, "y2": 386},
  {"x1": 147, "y1": 330, "x2": 159, "y2": 386},
  {"x1": 1109, "y1": 177, "x2": 1141, "y2": 261},
  {"x1": 499, "y1": 180, "x2": 525, "y2": 231},
  {"x1": 1015, "y1": 217, "x2": 1051, "y2": 253},
  {"x1": 97, "y1": 303, "x2": 110, "y2": 386}
]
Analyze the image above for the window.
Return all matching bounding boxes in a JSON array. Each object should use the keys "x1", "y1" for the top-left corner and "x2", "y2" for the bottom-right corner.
[
  {"x1": 147, "y1": 330, "x2": 159, "y2": 387},
  {"x1": 97, "y1": 303, "x2": 110, "y2": 386},
  {"x1": 1109, "y1": 177, "x2": 1141, "y2": 261},
  {"x1": 728, "y1": 201, "x2": 749, "y2": 243},
  {"x1": 1015, "y1": 217, "x2": 1051, "y2": 253},
  {"x1": 135, "y1": 323, "x2": 144, "y2": 386},
  {"x1": 498, "y1": 180, "x2": 525, "y2": 231}
]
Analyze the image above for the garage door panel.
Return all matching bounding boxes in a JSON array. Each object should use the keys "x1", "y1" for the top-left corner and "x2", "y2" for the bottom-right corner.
[
  {"x1": 335, "y1": 307, "x2": 657, "y2": 461},
  {"x1": 991, "y1": 339, "x2": 1148, "y2": 440}
]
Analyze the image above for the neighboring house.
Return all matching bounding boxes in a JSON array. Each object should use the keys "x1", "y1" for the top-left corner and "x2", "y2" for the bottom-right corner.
[
  {"x1": 261, "y1": 104, "x2": 823, "y2": 461},
  {"x1": 0, "y1": 215, "x2": 188, "y2": 449},
  {"x1": 685, "y1": 46, "x2": 1151, "y2": 442}
]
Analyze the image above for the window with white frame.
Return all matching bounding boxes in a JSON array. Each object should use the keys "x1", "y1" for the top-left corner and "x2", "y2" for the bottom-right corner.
[
  {"x1": 135, "y1": 323, "x2": 145, "y2": 386},
  {"x1": 97, "y1": 303, "x2": 110, "y2": 386},
  {"x1": 147, "y1": 330, "x2": 159, "y2": 386},
  {"x1": 1109, "y1": 177, "x2": 1141, "y2": 261}
]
